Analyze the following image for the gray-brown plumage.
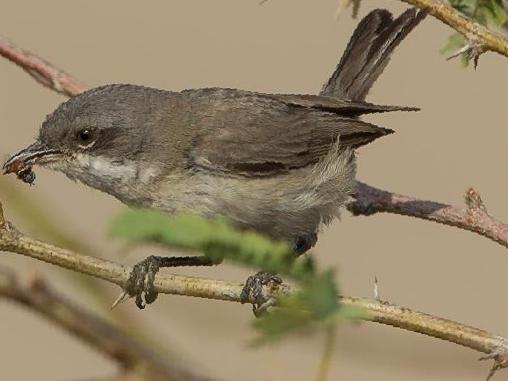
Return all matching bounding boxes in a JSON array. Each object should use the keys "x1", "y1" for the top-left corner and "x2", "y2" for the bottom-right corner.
[
  {"x1": 3, "y1": 8, "x2": 426, "y2": 308},
  {"x1": 322, "y1": 8, "x2": 426, "y2": 100}
]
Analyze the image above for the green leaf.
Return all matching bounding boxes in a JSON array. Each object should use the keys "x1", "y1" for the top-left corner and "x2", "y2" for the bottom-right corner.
[
  {"x1": 110, "y1": 209, "x2": 306, "y2": 277},
  {"x1": 481, "y1": 0, "x2": 506, "y2": 26},
  {"x1": 441, "y1": 33, "x2": 466, "y2": 55},
  {"x1": 449, "y1": 0, "x2": 471, "y2": 14},
  {"x1": 110, "y1": 208, "x2": 358, "y2": 344},
  {"x1": 441, "y1": 33, "x2": 470, "y2": 67},
  {"x1": 252, "y1": 271, "x2": 342, "y2": 344},
  {"x1": 111, "y1": 209, "x2": 210, "y2": 249},
  {"x1": 445, "y1": 0, "x2": 508, "y2": 66}
]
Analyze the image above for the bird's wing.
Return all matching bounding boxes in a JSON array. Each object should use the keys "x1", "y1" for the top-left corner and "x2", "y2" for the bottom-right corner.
[
  {"x1": 272, "y1": 93, "x2": 418, "y2": 116},
  {"x1": 188, "y1": 90, "x2": 393, "y2": 177}
]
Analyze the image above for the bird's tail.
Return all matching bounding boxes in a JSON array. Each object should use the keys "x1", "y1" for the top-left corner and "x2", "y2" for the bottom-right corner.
[{"x1": 320, "y1": 8, "x2": 426, "y2": 101}]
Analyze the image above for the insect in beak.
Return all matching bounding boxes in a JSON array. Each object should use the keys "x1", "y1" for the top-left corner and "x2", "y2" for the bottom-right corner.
[{"x1": 3, "y1": 141, "x2": 61, "y2": 184}]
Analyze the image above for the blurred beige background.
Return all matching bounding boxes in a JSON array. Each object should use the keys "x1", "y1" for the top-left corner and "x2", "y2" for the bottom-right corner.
[{"x1": 1, "y1": 1, "x2": 507, "y2": 380}]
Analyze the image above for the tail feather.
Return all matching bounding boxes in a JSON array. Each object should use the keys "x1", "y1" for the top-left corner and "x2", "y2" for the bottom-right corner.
[{"x1": 320, "y1": 8, "x2": 426, "y2": 101}]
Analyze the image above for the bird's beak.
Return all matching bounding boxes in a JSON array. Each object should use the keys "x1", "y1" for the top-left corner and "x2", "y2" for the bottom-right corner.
[{"x1": 2, "y1": 141, "x2": 62, "y2": 175}]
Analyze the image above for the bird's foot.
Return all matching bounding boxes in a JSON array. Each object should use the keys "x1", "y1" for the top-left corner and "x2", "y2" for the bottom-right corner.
[
  {"x1": 241, "y1": 271, "x2": 283, "y2": 316},
  {"x1": 125, "y1": 255, "x2": 162, "y2": 309},
  {"x1": 114, "y1": 255, "x2": 218, "y2": 309}
]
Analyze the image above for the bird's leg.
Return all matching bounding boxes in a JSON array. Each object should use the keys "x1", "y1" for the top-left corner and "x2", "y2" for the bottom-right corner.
[
  {"x1": 294, "y1": 233, "x2": 318, "y2": 256},
  {"x1": 125, "y1": 255, "x2": 220, "y2": 309},
  {"x1": 240, "y1": 232, "x2": 318, "y2": 316}
]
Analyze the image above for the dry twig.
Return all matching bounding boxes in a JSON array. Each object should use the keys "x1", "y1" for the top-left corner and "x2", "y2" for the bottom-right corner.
[
  {"x1": 0, "y1": 267, "x2": 208, "y2": 381},
  {"x1": 0, "y1": 36, "x2": 85, "y2": 96},
  {"x1": 349, "y1": 182, "x2": 508, "y2": 249}
]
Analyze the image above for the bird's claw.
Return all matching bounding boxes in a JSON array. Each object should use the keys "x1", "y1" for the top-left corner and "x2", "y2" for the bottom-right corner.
[
  {"x1": 124, "y1": 255, "x2": 162, "y2": 309},
  {"x1": 241, "y1": 271, "x2": 283, "y2": 316}
]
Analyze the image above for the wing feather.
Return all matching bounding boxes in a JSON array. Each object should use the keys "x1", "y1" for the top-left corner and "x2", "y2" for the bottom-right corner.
[{"x1": 187, "y1": 89, "x2": 392, "y2": 177}]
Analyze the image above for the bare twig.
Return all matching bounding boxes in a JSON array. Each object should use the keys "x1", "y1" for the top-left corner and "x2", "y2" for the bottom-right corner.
[
  {"x1": 0, "y1": 202, "x2": 506, "y2": 377},
  {"x1": 401, "y1": 0, "x2": 508, "y2": 63},
  {"x1": 0, "y1": 267, "x2": 208, "y2": 381},
  {"x1": 348, "y1": 182, "x2": 508, "y2": 249},
  {"x1": 315, "y1": 324, "x2": 337, "y2": 381},
  {"x1": 0, "y1": 36, "x2": 85, "y2": 96}
]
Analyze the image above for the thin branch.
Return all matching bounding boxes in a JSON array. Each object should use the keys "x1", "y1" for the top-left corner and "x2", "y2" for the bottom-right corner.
[
  {"x1": 0, "y1": 202, "x2": 506, "y2": 377},
  {"x1": 0, "y1": 267, "x2": 208, "y2": 381},
  {"x1": 401, "y1": 0, "x2": 508, "y2": 63},
  {"x1": 349, "y1": 182, "x2": 508, "y2": 249},
  {"x1": 315, "y1": 324, "x2": 337, "y2": 381},
  {"x1": 0, "y1": 36, "x2": 85, "y2": 96}
]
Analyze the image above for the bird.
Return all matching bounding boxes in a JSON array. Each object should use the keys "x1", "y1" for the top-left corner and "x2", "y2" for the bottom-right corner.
[{"x1": 3, "y1": 8, "x2": 426, "y2": 309}]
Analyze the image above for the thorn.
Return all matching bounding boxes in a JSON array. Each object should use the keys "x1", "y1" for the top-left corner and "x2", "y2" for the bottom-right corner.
[
  {"x1": 374, "y1": 276, "x2": 380, "y2": 300},
  {"x1": 465, "y1": 187, "x2": 487, "y2": 212},
  {"x1": 446, "y1": 40, "x2": 486, "y2": 69},
  {"x1": 446, "y1": 44, "x2": 471, "y2": 61},
  {"x1": 479, "y1": 352, "x2": 498, "y2": 361},
  {"x1": 479, "y1": 347, "x2": 508, "y2": 380},
  {"x1": 111, "y1": 290, "x2": 130, "y2": 309}
]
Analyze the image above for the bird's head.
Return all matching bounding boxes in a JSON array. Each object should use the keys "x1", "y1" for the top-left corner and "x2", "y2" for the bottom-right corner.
[{"x1": 3, "y1": 84, "x2": 165, "y2": 200}]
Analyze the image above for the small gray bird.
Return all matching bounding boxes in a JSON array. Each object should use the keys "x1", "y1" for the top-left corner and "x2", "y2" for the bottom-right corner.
[{"x1": 3, "y1": 8, "x2": 426, "y2": 308}]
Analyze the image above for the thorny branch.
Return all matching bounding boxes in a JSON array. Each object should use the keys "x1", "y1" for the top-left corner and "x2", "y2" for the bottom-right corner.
[
  {"x1": 0, "y1": 37, "x2": 85, "y2": 97},
  {"x1": 339, "y1": 0, "x2": 508, "y2": 66},
  {"x1": 401, "y1": 0, "x2": 508, "y2": 65},
  {"x1": 349, "y1": 182, "x2": 508, "y2": 249},
  {"x1": 0, "y1": 267, "x2": 208, "y2": 381},
  {"x1": 0, "y1": 203, "x2": 507, "y2": 378}
]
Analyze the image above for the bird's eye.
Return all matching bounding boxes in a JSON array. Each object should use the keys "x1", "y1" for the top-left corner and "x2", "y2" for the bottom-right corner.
[
  {"x1": 76, "y1": 129, "x2": 96, "y2": 149},
  {"x1": 78, "y1": 129, "x2": 92, "y2": 142}
]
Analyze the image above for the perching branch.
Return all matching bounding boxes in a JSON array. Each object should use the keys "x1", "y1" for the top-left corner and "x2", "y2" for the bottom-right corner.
[
  {"x1": 0, "y1": 267, "x2": 208, "y2": 381},
  {"x1": 349, "y1": 182, "x2": 508, "y2": 249},
  {"x1": 400, "y1": 0, "x2": 508, "y2": 64},
  {"x1": 0, "y1": 202, "x2": 506, "y2": 378},
  {"x1": 2, "y1": 35, "x2": 508, "y2": 253}
]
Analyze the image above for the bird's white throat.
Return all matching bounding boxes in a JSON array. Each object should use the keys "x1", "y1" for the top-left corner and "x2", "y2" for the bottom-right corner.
[
  {"x1": 74, "y1": 153, "x2": 138, "y2": 182},
  {"x1": 46, "y1": 153, "x2": 160, "y2": 194}
]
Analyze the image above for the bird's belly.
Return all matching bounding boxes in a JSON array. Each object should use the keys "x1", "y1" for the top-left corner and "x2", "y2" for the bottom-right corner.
[
  {"x1": 151, "y1": 152, "x2": 356, "y2": 246},
  {"x1": 153, "y1": 175, "x2": 321, "y2": 244}
]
